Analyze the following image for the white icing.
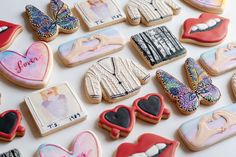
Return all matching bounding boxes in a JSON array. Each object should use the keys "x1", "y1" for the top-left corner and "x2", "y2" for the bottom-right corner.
[
  {"x1": 191, "y1": 18, "x2": 221, "y2": 32},
  {"x1": 0, "y1": 26, "x2": 8, "y2": 33}
]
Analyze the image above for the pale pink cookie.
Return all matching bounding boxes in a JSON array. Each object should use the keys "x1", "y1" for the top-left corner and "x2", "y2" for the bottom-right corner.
[
  {"x1": 38, "y1": 130, "x2": 101, "y2": 157},
  {"x1": 0, "y1": 41, "x2": 53, "y2": 89}
]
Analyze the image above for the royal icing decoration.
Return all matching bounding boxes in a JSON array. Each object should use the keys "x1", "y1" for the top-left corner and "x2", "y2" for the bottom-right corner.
[
  {"x1": 116, "y1": 133, "x2": 179, "y2": 157},
  {"x1": 183, "y1": 0, "x2": 226, "y2": 14},
  {"x1": 156, "y1": 57, "x2": 221, "y2": 115},
  {"x1": 0, "y1": 21, "x2": 23, "y2": 51},
  {"x1": 126, "y1": 0, "x2": 181, "y2": 26},
  {"x1": 25, "y1": 83, "x2": 87, "y2": 136},
  {"x1": 0, "y1": 41, "x2": 53, "y2": 89},
  {"x1": 85, "y1": 57, "x2": 150, "y2": 103},
  {"x1": 131, "y1": 26, "x2": 186, "y2": 68},
  {"x1": 25, "y1": 0, "x2": 79, "y2": 42},
  {"x1": 0, "y1": 110, "x2": 25, "y2": 142},
  {"x1": 58, "y1": 28, "x2": 125, "y2": 67},
  {"x1": 200, "y1": 42, "x2": 236, "y2": 76},
  {"x1": 75, "y1": 0, "x2": 126, "y2": 31},
  {"x1": 38, "y1": 131, "x2": 101, "y2": 157},
  {"x1": 0, "y1": 149, "x2": 22, "y2": 157},
  {"x1": 179, "y1": 104, "x2": 236, "y2": 151},
  {"x1": 181, "y1": 13, "x2": 229, "y2": 46}
]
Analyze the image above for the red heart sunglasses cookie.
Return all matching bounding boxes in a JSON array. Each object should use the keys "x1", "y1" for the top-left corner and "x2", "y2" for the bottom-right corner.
[
  {"x1": 0, "y1": 110, "x2": 25, "y2": 142},
  {"x1": 116, "y1": 133, "x2": 179, "y2": 157},
  {"x1": 181, "y1": 13, "x2": 229, "y2": 47},
  {"x1": 0, "y1": 20, "x2": 23, "y2": 51},
  {"x1": 98, "y1": 93, "x2": 170, "y2": 139}
]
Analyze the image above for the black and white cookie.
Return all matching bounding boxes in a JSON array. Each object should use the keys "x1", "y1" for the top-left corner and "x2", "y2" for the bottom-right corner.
[{"x1": 0, "y1": 149, "x2": 22, "y2": 157}]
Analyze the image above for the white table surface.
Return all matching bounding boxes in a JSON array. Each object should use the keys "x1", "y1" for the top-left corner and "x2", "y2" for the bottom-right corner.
[{"x1": 0, "y1": 0, "x2": 236, "y2": 156}]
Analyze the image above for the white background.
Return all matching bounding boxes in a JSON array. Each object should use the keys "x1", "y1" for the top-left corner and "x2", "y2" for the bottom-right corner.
[{"x1": 0, "y1": 0, "x2": 236, "y2": 156}]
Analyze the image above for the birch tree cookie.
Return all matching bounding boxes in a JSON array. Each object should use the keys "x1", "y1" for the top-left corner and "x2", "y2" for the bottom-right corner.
[
  {"x1": 25, "y1": 0, "x2": 79, "y2": 42},
  {"x1": 180, "y1": 13, "x2": 229, "y2": 47},
  {"x1": 200, "y1": 42, "x2": 236, "y2": 76},
  {"x1": 126, "y1": 0, "x2": 181, "y2": 26},
  {"x1": 25, "y1": 83, "x2": 87, "y2": 136},
  {"x1": 84, "y1": 57, "x2": 150, "y2": 103},
  {"x1": 182, "y1": 0, "x2": 226, "y2": 14},
  {"x1": 131, "y1": 26, "x2": 187, "y2": 69},
  {"x1": 0, "y1": 149, "x2": 22, "y2": 157},
  {"x1": 58, "y1": 28, "x2": 125, "y2": 67},
  {"x1": 179, "y1": 104, "x2": 236, "y2": 151},
  {"x1": 0, "y1": 21, "x2": 23, "y2": 51},
  {"x1": 75, "y1": 0, "x2": 126, "y2": 31}
]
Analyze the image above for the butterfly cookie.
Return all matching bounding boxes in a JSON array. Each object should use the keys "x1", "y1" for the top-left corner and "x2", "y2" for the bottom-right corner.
[
  {"x1": 156, "y1": 57, "x2": 221, "y2": 115},
  {"x1": 25, "y1": 0, "x2": 79, "y2": 42}
]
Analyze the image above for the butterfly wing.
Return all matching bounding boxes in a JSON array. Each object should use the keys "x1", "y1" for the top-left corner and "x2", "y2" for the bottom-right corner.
[
  {"x1": 156, "y1": 70, "x2": 198, "y2": 114},
  {"x1": 49, "y1": 0, "x2": 79, "y2": 33},
  {"x1": 38, "y1": 144, "x2": 71, "y2": 157},
  {"x1": 25, "y1": 5, "x2": 58, "y2": 41}
]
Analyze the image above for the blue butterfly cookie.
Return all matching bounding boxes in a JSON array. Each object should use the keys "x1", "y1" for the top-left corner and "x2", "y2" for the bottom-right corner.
[{"x1": 25, "y1": 0, "x2": 79, "y2": 42}]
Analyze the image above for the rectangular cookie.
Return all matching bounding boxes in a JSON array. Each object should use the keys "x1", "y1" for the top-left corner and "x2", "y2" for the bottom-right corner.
[
  {"x1": 131, "y1": 26, "x2": 186, "y2": 69},
  {"x1": 178, "y1": 104, "x2": 236, "y2": 151}
]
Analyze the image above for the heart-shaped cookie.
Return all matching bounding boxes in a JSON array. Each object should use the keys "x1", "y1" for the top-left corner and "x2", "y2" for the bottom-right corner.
[
  {"x1": 99, "y1": 105, "x2": 135, "y2": 139},
  {"x1": 133, "y1": 93, "x2": 170, "y2": 124},
  {"x1": 181, "y1": 13, "x2": 229, "y2": 46},
  {"x1": 0, "y1": 20, "x2": 23, "y2": 51},
  {"x1": 0, "y1": 41, "x2": 53, "y2": 89},
  {"x1": 116, "y1": 133, "x2": 179, "y2": 157},
  {"x1": 38, "y1": 131, "x2": 101, "y2": 157},
  {"x1": 0, "y1": 110, "x2": 25, "y2": 142}
]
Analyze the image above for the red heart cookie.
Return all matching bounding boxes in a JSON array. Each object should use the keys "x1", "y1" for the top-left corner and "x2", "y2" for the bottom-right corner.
[
  {"x1": 0, "y1": 21, "x2": 23, "y2": 51},
  {"x1": 116, "y1": 133, "x2": 179, "y2": 157},
  {"x1": 181, "y1": 13, "x2": 229, "y2": 46},
  {"x1": 0, "y1": 41, "x2": 53, "y2": 89},
  {"x1": 0, "y1": 110, "x2": 25, "y2": 142}
]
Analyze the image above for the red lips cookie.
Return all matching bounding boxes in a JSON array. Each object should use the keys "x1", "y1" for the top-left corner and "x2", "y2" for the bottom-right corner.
[
  {"x1": 0, "y1": 21, "x2": 23, "y2": 51},
  {"x1": 181, "y1": 13, "x2": 229, "y2": 46},
  {"x1": 0, "y1": 110, "x2": 25, "y2": 142},
  {"x1": 116, "y1": 133, "x2": 179, "y2": 157}
]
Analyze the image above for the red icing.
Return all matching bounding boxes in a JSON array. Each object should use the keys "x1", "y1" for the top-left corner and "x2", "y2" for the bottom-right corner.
[
  {"x1": 116, "y1": 133, "x2": 179, "y2": 157},
  {"x1": 0, "y1": 20, "x2": 22, "y2": 50},
  {"x1": 182, "y1": 13, "x2": 229, "y2": 43},
  {"x1": 15, "y1": 56, "x2": 41, "y2": 73}
]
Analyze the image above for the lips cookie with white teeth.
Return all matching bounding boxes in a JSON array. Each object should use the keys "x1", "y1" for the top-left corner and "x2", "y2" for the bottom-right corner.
[
  {"x1": 116, "y1": 133, "x2": 179, "y2": 157},
  {"x1": 180, "y1": 13, "x2": 229, "y2": 47}
]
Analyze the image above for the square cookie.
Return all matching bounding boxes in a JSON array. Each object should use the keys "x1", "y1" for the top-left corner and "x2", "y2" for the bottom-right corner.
[
  {"x1": 131, "y1": 26, "x2": 187, "y2": 69},
  {"x1": 25, "y1": 82, "x2": 87, "y2": 136},
  {"x1": 75, "y1": 0, "x2": 126, "y2": 31}
]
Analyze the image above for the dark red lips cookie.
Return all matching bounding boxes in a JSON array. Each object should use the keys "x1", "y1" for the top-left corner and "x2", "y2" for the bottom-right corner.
[
  {"x1": 116, "y1": 133, "x2": 179, "y2": 157},
  {"x1": 181, "y1": 13, "x2": 229, "y2": 46},
  {"x1": 0, "y1": 21, "x2": 23, "y2": 51},
  {"x1": 0, "y1": 110, "x2": 25, "y2": 142}
]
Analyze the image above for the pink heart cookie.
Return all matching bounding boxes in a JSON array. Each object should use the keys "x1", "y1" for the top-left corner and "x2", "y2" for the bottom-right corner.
[
  {"x1": 38, "y1": 131, "x2": 101, "y2": 157},
  {"x1": 0, "y1": 41, "x2": 53, "y2": 89}
]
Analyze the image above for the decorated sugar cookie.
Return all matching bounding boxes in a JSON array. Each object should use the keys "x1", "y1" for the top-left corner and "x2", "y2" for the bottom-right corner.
[
  {"x1": 75, "y1": 0, "x2": 126, "y2": 31},
  {"x1": 116, "y1": 133, "x2": 179, "y2": 157},
  {"x1": 126, "y1": 0, "x2": 181, "y2": 26},
  {"x1": 0, "y1": 21, "x2": 23, "y2": 51},
  {"x1": 180, "y1": 13, "x2": 229, "y2": 46},
  {"x1": 231, "y1": 73, "x2": 236, "y2": 98},
  {"x1": 38, "y1": 131, "x2": 101, "y2": 157},
  {"x1": 25, "y1": 83, "x2": 87, "y2": 136},
  {"x1": 58, "y1": 28, "x2": 125, "y2": 67},
  {"x1": 131, "y1": 26, "x2": 186, "y2": 69},
  {"x1": 179, "y1": 104, "x2": 236, "y2": 151},
  {"x1": 25, "y1": 0, "x2": 79, "y2": 42},
  {"x1": 0, "y1": 149, "x2": 22, "y2": 157},
  {"x1": 156, "y1": 57, "x2": 221, "y2": 115},
  {"x1": 200, "y1": 42, "x2": 236, "y2": 76},
  {"x1": 0, "y1": 41, "x2": 53, "y2": 89},
  {"x1": 183, "y1": 0, "x2": 226, "y2": 14},
  {"x1": 0, "y1": 110, "x2": 25, "y2": 142},
  {"x1": 84, "y1": 57, "x2": 150, "y2": 103}
]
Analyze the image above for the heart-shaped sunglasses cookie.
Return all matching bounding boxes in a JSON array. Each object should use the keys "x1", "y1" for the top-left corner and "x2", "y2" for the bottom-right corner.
[
  {"x1": 0, "y1": 41, "x2": 53, "y2": 89},
  {"x1": 99, "y1": 93, "x2": 170, "y2": 139},
  {"x1": 38, "y1": 131, "x2": 101, "y2": 157},
  {"x1": 156, "y1": 57, "x2": 221, "y2": 115}
]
